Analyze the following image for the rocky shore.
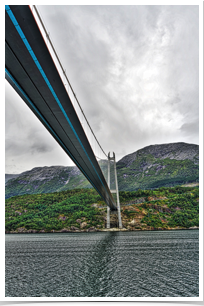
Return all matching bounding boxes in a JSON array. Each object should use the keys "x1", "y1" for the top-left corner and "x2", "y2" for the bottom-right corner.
[{"x1": 5, "y1": 226, "x2": 199, "y2": 234}]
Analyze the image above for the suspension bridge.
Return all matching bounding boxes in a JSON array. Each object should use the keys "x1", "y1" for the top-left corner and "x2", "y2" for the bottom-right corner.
[{"x1": 5, "y1": 5, "x2": 122, "y2": 229}]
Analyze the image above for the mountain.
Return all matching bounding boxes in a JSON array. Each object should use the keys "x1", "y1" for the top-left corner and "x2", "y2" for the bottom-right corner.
[
  {"x1": 5, "y1": 142, "x2": 199, "y2": 199},
  {"x1": 117, "y1": 142, "x2": 199, "y2": 190},
  {"x1": 5, "y1": 166, "x2": 92, "y2": 199}
]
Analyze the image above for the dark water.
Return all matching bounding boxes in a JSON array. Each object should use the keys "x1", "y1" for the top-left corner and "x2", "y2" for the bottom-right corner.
[{"x1": 5, "y1": 230, "x2": 199, "y2": 297}]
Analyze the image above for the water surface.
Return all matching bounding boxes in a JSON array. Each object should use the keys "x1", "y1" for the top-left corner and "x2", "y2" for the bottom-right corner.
[{"x1": 5, "y1": 230, "x2": 199, "y2": 297}]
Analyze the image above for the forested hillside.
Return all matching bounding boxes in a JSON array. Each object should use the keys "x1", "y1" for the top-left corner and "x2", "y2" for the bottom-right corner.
[{"x1": 5, "y1": 185, "x2": 199, "y2": 233}]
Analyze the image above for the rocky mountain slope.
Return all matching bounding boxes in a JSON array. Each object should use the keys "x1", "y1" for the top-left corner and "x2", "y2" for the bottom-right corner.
[
  {"x1": 5, "y1": 166, "x2": 92, "y2": 199},
  {"x1": 117, "y1": 142, "x2": 199, "y2": 191},
  {"x1": 5, "y1": 142, "x2": 199, "y2": 199}
]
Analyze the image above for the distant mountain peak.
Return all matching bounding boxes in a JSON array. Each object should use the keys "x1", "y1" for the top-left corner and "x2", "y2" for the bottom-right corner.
[{"x1": 118, "y1": 142, "x2": 199, "y2": 168}]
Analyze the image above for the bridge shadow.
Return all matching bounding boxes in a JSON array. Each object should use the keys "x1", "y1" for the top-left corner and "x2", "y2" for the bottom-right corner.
[{"x1": 66, "y1": 231, "x2": 122, "y2": 297}]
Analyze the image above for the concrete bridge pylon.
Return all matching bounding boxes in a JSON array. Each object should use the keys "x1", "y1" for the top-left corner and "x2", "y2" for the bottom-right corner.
[{"x1": 107, "y1": 152, "x2": 123, "y2": 229}]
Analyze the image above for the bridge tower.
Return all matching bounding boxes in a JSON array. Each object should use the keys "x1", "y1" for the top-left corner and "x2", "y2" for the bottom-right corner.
[{"x1": 107, "y1": 152, "x2": 123, "y2": 229}]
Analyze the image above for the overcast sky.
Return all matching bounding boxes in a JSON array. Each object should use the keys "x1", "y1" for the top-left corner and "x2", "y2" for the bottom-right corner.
[{"x1": 5, "y1": 5, "x2": 199, "y2": 174}]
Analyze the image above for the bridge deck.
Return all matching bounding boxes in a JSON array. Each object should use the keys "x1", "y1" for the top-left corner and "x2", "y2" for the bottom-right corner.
[{"x1": 5, "y1": 5, "x2": 117, "y2": 210}]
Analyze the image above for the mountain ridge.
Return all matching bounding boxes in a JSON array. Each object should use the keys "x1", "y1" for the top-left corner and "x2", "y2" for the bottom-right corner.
[
  {"x1": 5, "y1": 142, "x2": 199, "y2": 199},
  {"x1": 118, "y1": 142, "x2": 198, "y2": 166}
]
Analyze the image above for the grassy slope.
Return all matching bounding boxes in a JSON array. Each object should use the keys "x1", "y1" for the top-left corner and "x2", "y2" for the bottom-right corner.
[{"x1": 5, "y1": 186, "x2": 199, "y2": 233}]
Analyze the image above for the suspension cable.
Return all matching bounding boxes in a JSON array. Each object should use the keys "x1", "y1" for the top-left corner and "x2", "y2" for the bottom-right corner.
[{"x1": 31, "y1": 5, "x2": 108, "y2": 158}]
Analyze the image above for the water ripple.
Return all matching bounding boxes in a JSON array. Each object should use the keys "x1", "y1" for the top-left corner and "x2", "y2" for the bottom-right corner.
[{"x1": 5, "y1": 230, "x2": 199, "y2": 297}]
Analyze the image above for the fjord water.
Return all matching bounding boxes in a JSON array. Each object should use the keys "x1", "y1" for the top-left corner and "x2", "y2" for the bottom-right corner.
[{"x1": 5, "y1": 230, "x2": 199, "y2": 297}]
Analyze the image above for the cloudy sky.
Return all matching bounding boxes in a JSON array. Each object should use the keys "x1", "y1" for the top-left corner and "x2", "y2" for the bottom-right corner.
[{"x1": 5, "y1": 4, "x2": 200, "y2": 174}]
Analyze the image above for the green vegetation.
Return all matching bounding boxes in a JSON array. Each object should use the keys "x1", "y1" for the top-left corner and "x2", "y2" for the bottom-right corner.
[
  {"x1": 5, "y1": 185, "x2": 199, "y2": 233},
  {"x1": 120, "y1": 185, "x2": 199, "y2": 230},
  {"x1": 5, "y1": 189, "x2": 105, "y2": 232}
]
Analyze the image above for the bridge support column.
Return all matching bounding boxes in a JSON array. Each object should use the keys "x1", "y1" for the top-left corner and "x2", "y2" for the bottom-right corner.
[
  {"x1": 107, "y1": 154, "x2": 111, "y2": 228},
  {"x1": 113, "y1": 153, "x2": 123, "y2": 229},
  {"x1": 107, "y1": 206, "x2": 110, "y2": 229},
  {"x1": 107, "y1": 152, "x2": 123, "y2": 229}
]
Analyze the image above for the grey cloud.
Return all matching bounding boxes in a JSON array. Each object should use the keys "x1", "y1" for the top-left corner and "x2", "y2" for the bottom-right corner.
[
  {"x1": 5, "y1": 5, "x2": 199, "y2": 173},
  {"x1": 179, "y1": 121, "x2": 199, "y2": 137},
  {"x1": 6, "y1": 134, "x2": 53, "y2": 156},
  {"x1": 5, "y1": 80, "x2": 56, "y2": 168},
  {"x1": 30, "y1": 142, "x2": 53, "y2": 154}
]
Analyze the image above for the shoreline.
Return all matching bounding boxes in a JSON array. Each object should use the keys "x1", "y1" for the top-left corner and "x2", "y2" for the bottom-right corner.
[{"x1": 5, "y1": 226, "x2": 199, "y2": 234}]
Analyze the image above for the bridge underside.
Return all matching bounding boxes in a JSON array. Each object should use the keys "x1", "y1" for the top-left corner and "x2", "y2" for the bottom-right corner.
[{"x1": 5, "y1": 5, "x2": 117, "y2": 210}]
